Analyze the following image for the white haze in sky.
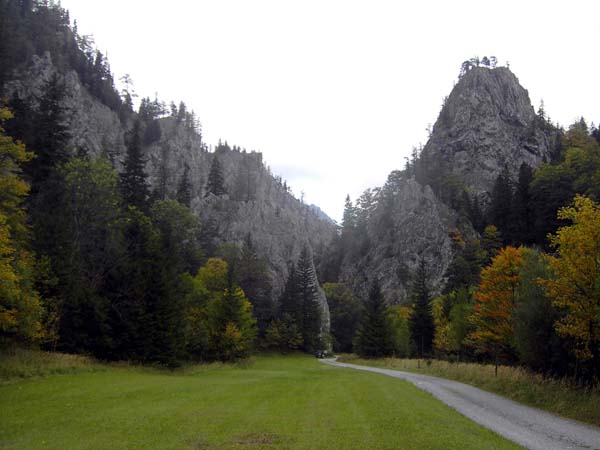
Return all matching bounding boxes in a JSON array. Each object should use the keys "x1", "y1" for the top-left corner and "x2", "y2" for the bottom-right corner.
[{"x1": 59, "y1": 0, "x2": 599, "y2": 222}]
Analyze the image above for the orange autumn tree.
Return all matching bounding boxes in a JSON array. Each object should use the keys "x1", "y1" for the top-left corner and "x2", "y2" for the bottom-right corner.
[
  {"x1": 469, "y1": 246, "x2": 524, "y2": 369},
  {"x1": 541, "y1": 195, "x2": 600, "y2": 367}
]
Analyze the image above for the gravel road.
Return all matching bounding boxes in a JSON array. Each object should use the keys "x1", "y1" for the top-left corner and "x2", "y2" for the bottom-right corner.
[{"x1": 321, "y1": 358, "x2": 600, "y2": 450}]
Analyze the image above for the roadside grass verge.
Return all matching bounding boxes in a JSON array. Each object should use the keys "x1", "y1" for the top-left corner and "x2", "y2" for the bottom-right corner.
[
  {"x1": 0, "y1": 347, "x2": 103, "y2": 381},
  {"x1": 0, "y1": 353, "x2": 524, "y2": 450},
  {"x1": 0, "y1": 347, "x2": 254, "y2": 383},
  {"x1": 337, "y1": 354, "x2": 600, "y2": 427}
]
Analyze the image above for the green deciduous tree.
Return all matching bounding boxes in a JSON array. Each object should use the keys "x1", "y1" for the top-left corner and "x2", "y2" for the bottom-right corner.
[{"x1": 323, "y1": 282, "x2": 361, "y2": 353}]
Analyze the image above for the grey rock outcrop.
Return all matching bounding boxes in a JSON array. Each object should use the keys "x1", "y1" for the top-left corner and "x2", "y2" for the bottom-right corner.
[
  {"x1": 341, "y1": 67, "x2": 557, "y2": 302},
  {"x1": 423, "y1": 67, "x2": 560, "y2": 197},
  {"x1": 340, "y1": 175, "x2": 469, "y2": 302},
  {"x1": 5, "y1": 53, "x2": 126, "y2": 161}
]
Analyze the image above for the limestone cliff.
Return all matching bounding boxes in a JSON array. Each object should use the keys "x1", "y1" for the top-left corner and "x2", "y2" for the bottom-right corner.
[
  {"x1": 421, "y1": 66, "x2": 561, "y2": 197},
  {"x1": 340, "y1": 66, "x2": 560, "y2": 302},
  {"x1": 4, "y1": 53, "x2": 335, "y2": 327}
]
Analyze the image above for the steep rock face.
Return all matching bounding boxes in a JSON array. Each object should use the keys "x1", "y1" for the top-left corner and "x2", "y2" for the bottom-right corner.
[
  {"x1": 341, "y1": 175, "x2": 470, "y2": 302},
  {"x1": 5, "y1": 53, "x2": 335, "y2": 326},
  {"x1": 341, "y1": 67, "x2": 559, "y2": 302},
  {"x1": 5, "y1": 53, "x2": 126, "y2": 160},
  {"x1": 423, "y1": 67, "x2": 560, "y2": 196}
]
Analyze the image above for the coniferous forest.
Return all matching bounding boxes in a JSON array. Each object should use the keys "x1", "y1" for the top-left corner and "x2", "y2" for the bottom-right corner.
[{"x1": 1, "y1": 0, "x2": 600, "y2": 388}]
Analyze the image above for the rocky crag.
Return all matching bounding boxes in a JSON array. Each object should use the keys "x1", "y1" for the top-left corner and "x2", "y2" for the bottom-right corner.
[
  {"x1": 421, "y1": 67, "x2": 561, "y2": 197},
  {"x1": 339, "y1": 66, "x2": 560, "y2": 302}
]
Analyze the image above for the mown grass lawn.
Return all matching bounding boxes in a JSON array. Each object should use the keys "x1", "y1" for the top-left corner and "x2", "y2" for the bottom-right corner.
[{"x1": 0, "y1": 354, "x2": 523, "y2": 450}]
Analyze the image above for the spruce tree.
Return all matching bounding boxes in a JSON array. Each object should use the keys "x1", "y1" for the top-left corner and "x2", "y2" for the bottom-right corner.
[
  {"x1": 488, "y1": 166, "x2": 513, "y2": 243},
  {"x1": 296, "y1": 246, "x2": 322, "y2": 352},
  {"x1": 237, "y1": 235, "x2": 273, "y2": 334},
  {"x1": 510, "y1": 163, "x2": 534, "y2": 245},
  {"x1": 354, "y1": 279, "x2": 393, "y2": 358},
  {"x1": 205, "y1": 154, "x2": 226, "y2": 196},
  {"x1": 120, "y1": 120, "x2": 149, "y2": 210},
  {"x1": 176, "y1": 164, "x2": 192, "y2": 207},
  {"x1": 279, "y1": 262, "x2": 301, "y2": 326},
  {"x1": 28, "y1": 74, "x2": 71, "y2": 192},
  {"x1": 409, "y1": 258, "x2": 434, "y2": 358}
]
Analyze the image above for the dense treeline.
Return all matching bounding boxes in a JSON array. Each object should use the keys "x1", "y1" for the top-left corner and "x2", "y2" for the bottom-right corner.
[
  {"x1": 0, "y1": 97, "x2": 327, "y2": 365},
  {"x1": 0, "y1": 1, "x2": 329, "y2": 365},
  {"x1": 326, "y1": 122, "x2": 600, "y2": 384}
]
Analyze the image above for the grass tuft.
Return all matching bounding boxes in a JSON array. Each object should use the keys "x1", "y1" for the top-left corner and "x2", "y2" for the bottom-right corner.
[{"x1": 0, "y1": 347, "x2": 101, "y2": 381}]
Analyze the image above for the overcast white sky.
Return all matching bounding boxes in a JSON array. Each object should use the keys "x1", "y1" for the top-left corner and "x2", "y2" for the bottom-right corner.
[{"x1": 59, "y1": 0, "x2": 599, "y2": 222}]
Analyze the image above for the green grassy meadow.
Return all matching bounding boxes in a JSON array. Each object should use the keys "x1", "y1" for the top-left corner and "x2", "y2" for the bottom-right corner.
[{"x1": 0, "y1": 353, "x2": 523, "y2": 450}]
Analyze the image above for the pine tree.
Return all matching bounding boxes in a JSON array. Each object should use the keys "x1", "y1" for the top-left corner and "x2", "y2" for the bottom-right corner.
[
  {"x1": 28, "y1": 74, "x2": 71, "y2": 192},
  {"x1": 488, "y1": 166, "x2": 513, "y2": 243},
  {"x1": 409, "y1": 258, "x2": 434, "y2": 358},
  {"x1": 120, "y1": 120, "x2": 149, "y2": 210},
  {"x1": 205, "y1": 154, "x2": 226, "y2": 196},
  {"x1": 354, "y1": 279, "x2": 393, "y2": 358},
  {"x1": 176, "y1": 164, "x2": 192, "y2": 207},
  {"x1": 510, "y1": 163, "x2": 534, "y2": 245},
  {"x1": 296, "y1": 246, "x2": 322, "y2": 352},
  {"x1": 279, "y1": 262, "x2": 301, "y2": 326},
  {"x1": 237, "y1": 235, "x2": 273, "y2": 334}
]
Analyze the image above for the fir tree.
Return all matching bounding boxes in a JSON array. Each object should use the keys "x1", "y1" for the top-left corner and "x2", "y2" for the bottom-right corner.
[
  {"x1": 279, "y1": 262, "x2": 301, "y2": 326},
  {"x1": 510, "y1": 163, "x2": 534, "y2": 245},
  {"x1": 237, "y1": 235, "x2": 273, "y2": 334},
  {"x1": 409, "y1": 258, "x2": 434, "y2": 358},
  {"x1": 296, "y1": 246, "x2": 322, "y2": 352},
  {"x1": 120, "y1": 120, "x2": 149, "y2": 210},
  {"x1": 176, "y1": 164, "x2": 192, "y2": 207},
  {"x1": 354, "y1": 279, "x2": 393, "y2": 358},
  {"x1": 28, "y1": 74, "x2": 71, "y2": 191},
  {"x1": 205, "y1": 154, "x2": 226, "y2": 196},
  {"x1": 488, "y1": 166, "x2": 513, "y2": 243}
]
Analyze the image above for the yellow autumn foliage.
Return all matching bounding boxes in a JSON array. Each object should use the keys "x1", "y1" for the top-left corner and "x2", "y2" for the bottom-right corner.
[{"x1": 541, "y1": 195, "x2": 600, "y2": 362}]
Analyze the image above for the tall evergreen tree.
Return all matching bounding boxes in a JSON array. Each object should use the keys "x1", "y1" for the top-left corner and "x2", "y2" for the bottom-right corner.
[
  {"x1": 488, "y1": 166, "x2": 513, "y2": 243},
  {"x1": 296, "y1": 246, "x2": 322, "y2": 352},
  {"x1": 409, "y1": 258, "x2": 434, "y2": 357},
  {"x1": 237, "y1": 235, "x2": 273, "y2": 334},
  {"x1": 120, "y1": 120, "x2": 149, "y2": 210},
  {"x1": 354, "y1": 279, "x2": 393, "y2": 357},
  {"x1": 28, "y1": 74, "x2": 71, "y2": 192},
  {"x1": 176, "y1": 164, "x2": 192, "y2": 207},
  {"x1": 510, "y1": 163, "x2": 534, "y2": 245},
  {"x1": 205, "y1": 154, "x2": 226, "y2": 196},
  {"x1": 279, "y1": 262, "x2": 301, "y2": 326}
]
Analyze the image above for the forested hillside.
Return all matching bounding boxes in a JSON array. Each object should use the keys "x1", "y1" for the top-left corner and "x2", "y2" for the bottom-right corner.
[{"x1": 0, "y1": 0, "x2": 335, "y2": 365}]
